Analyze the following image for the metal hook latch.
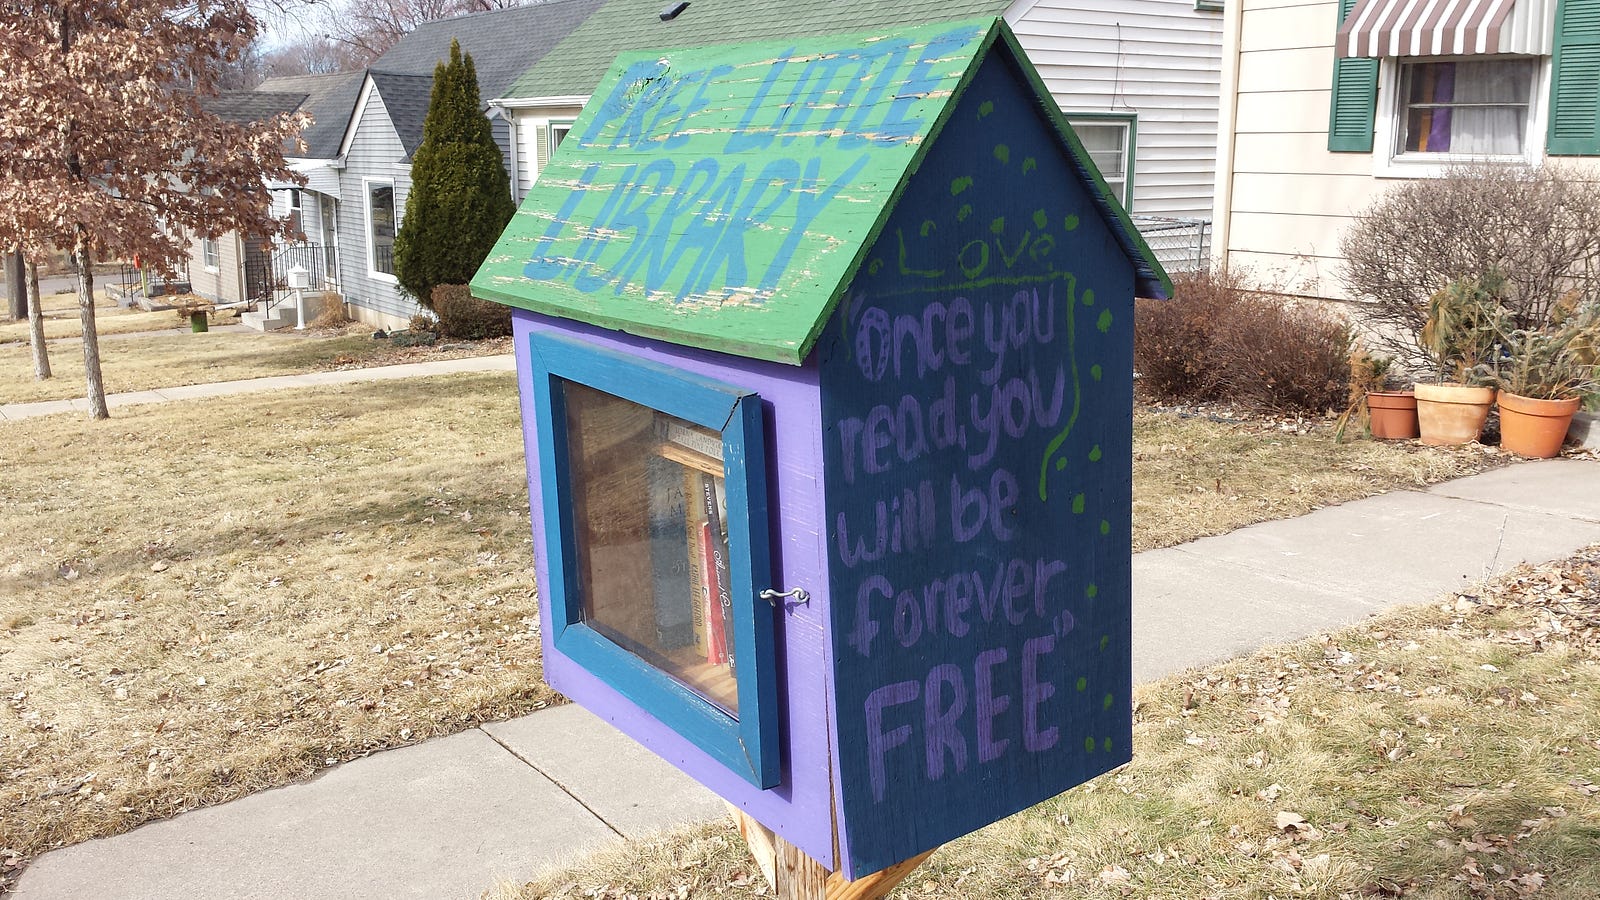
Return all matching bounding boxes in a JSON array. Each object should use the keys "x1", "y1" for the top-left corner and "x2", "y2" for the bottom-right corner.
[{"x1": 760, "y1": 587, "x2": 810, "y2": 608}]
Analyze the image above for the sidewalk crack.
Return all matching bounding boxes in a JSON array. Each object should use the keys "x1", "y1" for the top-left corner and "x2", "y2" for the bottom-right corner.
[{"x1": 479, "y1": 726, "x2": 625, "y2": 839}]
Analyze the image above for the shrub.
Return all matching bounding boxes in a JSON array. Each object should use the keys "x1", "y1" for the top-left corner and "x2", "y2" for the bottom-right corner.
[
  {"x1": 1340, "y1": 164, "x2": 1600, "y2": 361},
  {"x1": 431, "y1": 284, "x2": 511, "y2": 340},
  {"x1": 1135, "y1": 267, "x2": 1352, "y2": 414},
  {"x1": 1133, "y1": 267, "x2": 1247, "y2": 401},
  {"x1": 392, "y1": 40, "x2": 517, "y2": 307},
  {"x1": 408, "y1": 312, "x2": 440, "y2": 335},
  {"x1": 1208, "y1": 294, "x2": 1353, "y2": 414}
]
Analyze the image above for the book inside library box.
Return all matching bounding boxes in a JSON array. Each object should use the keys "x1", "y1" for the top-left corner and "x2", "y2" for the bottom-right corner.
[{"x1": 563, "y1": 381, "x2": 739, "y2": 714}]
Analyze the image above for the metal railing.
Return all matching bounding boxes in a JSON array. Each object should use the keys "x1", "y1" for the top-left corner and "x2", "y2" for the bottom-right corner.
[
  {"x1": 245, "y1": 242, "x2": 337, "y2": 314},
  {"x1": 108, "y1": 261, "x2": 191, "y2": 306},
  {"x1": 1132, "y1": 216, "x2": 1211, "y2": 274}
]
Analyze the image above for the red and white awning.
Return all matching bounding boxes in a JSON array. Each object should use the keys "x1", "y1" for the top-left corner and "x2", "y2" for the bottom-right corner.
[{"x1": 1336, "y1": 0, "x2": 1554, "y2": 58}]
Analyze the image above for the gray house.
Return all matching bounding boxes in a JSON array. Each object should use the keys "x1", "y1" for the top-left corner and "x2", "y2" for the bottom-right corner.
[
  {"x1": 187, "y1": 72, "x2": 363, "y2": 314},
  {"x1": 333, "y1": 0, "x2": 603, "y2": 328}
]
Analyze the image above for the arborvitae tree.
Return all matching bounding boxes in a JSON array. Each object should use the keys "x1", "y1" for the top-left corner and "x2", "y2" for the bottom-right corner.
[{"x1": 393, "y1": 40, "x2": 516, "y2": 307}]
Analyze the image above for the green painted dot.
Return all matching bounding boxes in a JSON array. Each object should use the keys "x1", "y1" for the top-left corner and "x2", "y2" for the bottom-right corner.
[
  {"x1": 1097, "y1": 309, "x2": 1113, "y2": 333},
  {"x1": 979, "y1": 100, "x2": 995, "y2": 118},
  {"x1": 1055, "y1": 457, "x2": 1067, "y2": 471},
  {"x1": 957, "y1": 204, "x2": 972, "y2": 222},
  {"x1": 1103, "y1": 737, "x2": 1114, "y2": 752},
  {"x1": 1076, "y1": 677, "x2": 1088, "y2": 692},
  {"x1": 919, "y1": 219, "x2": 937, "y2": 237},
  {"x1": 1103, "y1": 693, "x2": 1115, "y2": 710},
  {"x1": 1032, "y1": 209, "x2": 1048, "y2": 229},
  {"x1": 1064, "y1": 214, "x2": 1080, "y2": 231},
  {"x1": 1083, "y1": 289, "x2": 1095, "y2": 307},
  {"x1": 1022, "y1": 157, "x2": 1037, "y2": 174},
  {"x1": 990, "y1": 217, "x2": 1006, "y2": 235},
  {"x1": 1072, "y1": 493, "x2": 1086, "y2": 514},
  {"x1": 1084, "y1": 736, "x2": 1097, "y2": 753},
  {"x1": 1100, "y1": 635, "x2": 1111, "y2": 651},
  {"x1": 1089, "y1": 445, "x2": 1102, "y2": 462},
  {"x1": 1099, "y1": 519, "x2": 1111, "y2": 535},
  {"x1": 951, "y1": 176, "x2": 973, "y2": 196},
  {"x1": 1090, "y1": 364, "x2": 1103, "y2": 381},
  {"x1": 1086, "y1": 583, "x2": 1098, "y2": 598},
  {"x1": 993, "y1": 144, "x2": 1010, "y2": 164}
]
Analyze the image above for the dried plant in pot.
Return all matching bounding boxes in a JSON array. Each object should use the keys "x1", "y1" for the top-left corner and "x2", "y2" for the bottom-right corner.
[
  {"x1": 1336, "y1": 348, "x2": 1415, "y2": 441},
  {"x1": 1476, "y1": 299, "x2": 1600, "y2": 458},
  {"x1": 1413, "y1": 276, "x2": 1505, "y2": 446}
]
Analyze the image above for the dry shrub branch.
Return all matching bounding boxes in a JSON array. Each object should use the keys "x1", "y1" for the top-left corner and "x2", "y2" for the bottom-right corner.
[
  {"x1": 1340, "y1": 164, "x2": 1600, "y2": 362},
  {"x1": 1135, "y1": 269, "x2": 1352, "y2": 415}
]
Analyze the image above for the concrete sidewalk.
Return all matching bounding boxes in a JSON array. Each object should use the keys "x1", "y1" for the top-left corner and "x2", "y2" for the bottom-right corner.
[
  {"x1": 14, "y1": 459, "x2": 1600, "y2": 899},
  {"x1": 0, "y1": 354, "x2": 515, "y2": 421}
]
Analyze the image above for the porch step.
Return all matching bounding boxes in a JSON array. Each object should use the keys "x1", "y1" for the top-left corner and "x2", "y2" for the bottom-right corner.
[{"x1": 240, "y1": 308, "x2": 294, "y2": 332}]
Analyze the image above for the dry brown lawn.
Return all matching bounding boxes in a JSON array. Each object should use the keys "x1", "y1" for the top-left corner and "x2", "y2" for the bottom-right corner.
[
  {"x1": 0, "y1": 328, "x2": 509, "y2": 406},
  {"x1": 500, "y1": 546, "x2": 1600, "y2": 900},
  {"x1": 0, "y1": 378, "x2": 1507, "y2": 886},
  {"x1": 1130, "y1": 408, "x2": 1500, "y2": 551},
  {"x1": 0, "y1": 372, "x2": 551, "y2": 875},
  {"x1": 0, "y1": 291, "x2": 176, "y2": 344}
]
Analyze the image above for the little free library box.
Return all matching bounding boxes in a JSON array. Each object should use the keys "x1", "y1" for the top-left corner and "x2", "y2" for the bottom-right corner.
[{"x1": 471, "y1": 17, "x2": 1169, "y2": 883}]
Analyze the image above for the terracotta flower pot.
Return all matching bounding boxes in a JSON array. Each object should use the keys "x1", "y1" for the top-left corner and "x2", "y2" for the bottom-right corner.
[
  {"x1": 1414, "y1": 383, "x2": 1496, "y2": 446},
  {"x1": 1366, "y1": 390, "x2": 1418, "y2": 440},
  {"x1": 1497, "y1": 392, "x2": 1581, "y2": 458}
]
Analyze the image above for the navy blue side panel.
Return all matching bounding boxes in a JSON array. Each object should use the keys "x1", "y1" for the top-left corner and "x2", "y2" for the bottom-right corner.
[{"x1": 818, "y1": 50, "x2": 1136, "y2": 876}]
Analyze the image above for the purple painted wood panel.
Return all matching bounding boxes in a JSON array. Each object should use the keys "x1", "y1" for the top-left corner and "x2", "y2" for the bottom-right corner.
[{"x1": 511, "y1": 309, "x2": 838, "y2": 866}]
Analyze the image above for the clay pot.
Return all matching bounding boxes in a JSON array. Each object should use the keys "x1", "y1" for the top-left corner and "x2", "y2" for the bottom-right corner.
[
  {"x1": 1366, "y1": 390, "x2": 1418, "y2": 440},
  {"x1": 1414, "y1": 383, "x2": 1496, "y2": 446},
  {"x1": 1497, "y1": 392, "x2": 1581, "y2": 458}
]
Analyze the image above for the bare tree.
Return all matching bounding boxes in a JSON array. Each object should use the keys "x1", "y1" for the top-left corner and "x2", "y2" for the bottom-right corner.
[
  {"x1": 0, "y1": 0, "x2": 305, "y2": 418},
  {"x1": 322, "y1": 0, "x2": 531, "y2": 68},
  {"x1": 261, "y1": 32, "x2": 362, "y2": 75}
]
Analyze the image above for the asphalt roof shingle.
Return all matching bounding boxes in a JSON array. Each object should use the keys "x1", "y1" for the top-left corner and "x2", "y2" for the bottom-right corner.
[
  {"x1": 203, "y1": 91, "x2": 307, "y2": 127},
  {"x1": 366, "y1": 72, "x2": 435, "y2": 157},
  {"x1": 257, "y1": 72, "x2": 367, "y2": 159},
  {"x1": 506, "y1": 0, "x2": 1012, "y2": 99},
  {"x1": 371, "y1": 0, "x2": 606, "y2": 101}
]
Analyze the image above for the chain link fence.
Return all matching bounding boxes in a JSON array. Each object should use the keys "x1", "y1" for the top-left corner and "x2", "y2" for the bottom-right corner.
[{"x1": 1132, "y1": 215, "x2": 1211, "y2": 276}]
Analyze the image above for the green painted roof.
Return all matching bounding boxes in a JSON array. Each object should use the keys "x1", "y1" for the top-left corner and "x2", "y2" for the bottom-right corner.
[
  {"x1": 473, "y1": 19, "x2": 998, "y2": 362},
  {"x1": 471, "y1": 18, "x2": 1169, "y2": 363},
  {"x1": 504, "y1": 0, "x2": 1010, "y2": 100}
]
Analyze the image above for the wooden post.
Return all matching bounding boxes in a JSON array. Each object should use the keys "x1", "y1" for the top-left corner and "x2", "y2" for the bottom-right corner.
[{"x1": 736, "y1": 811, "x2": 936, "y2": 900}]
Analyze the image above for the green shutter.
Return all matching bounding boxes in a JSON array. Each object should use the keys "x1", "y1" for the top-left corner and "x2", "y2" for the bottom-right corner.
[
  {"x1": 1548, "y1": 0, "x2": 1600, "y2": 155},
  {"x1": 1328, "y1": 0, "x2": 1378, "y2": 152}
]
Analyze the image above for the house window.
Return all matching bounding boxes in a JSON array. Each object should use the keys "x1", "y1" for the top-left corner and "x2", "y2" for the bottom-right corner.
[
  {"x1": 551, "y1": 120, "x2": 573, "y2": 155},
  {"x1": 202, "y1": 238, "x2": 219, "y2": 271},
  {"x1": 365, "y1": 179, "x2": 396, "y2": 279},
  {"x1": 288, "y1": 189, "x2": 304, "y2": 239},
  {"x1": 1068, "y1": 115, "x2": 1136, "y2": 209},
  {"x1": 1396, "y1": 58, "x2": 1536, "y2": 157}
]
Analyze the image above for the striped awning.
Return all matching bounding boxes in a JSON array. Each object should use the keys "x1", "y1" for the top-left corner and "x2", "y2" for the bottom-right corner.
[{"x1": 1337, "y1": 0, "x2": 1554, "y2": 58}]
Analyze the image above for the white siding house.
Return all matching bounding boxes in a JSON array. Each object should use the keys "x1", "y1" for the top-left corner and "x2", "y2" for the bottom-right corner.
[
  {"x1": 328, "y1": 0, "x2": 602, "y2": 329},
  {"x1": 1211, "y1": 0, "x2": 1600, "y2": 299},
  {"x1": 1007, "y1": 0, "x2": 1224, "y2": 221}
]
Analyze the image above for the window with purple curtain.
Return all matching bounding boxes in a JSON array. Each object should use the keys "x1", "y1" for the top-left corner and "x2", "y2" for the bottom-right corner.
[{"x1": 1399, "y1": 58, "x2": 1535, "y2": 156}]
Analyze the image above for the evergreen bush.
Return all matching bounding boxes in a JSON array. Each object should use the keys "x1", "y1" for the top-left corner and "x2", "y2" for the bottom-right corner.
[{"x1": 393, "y1": 39, "x2": 516, "y2": 308}]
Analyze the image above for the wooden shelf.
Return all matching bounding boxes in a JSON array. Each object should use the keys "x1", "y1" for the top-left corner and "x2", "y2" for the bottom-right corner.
[{"x1": 657, "y1": 440, "x2": 724, "y2": 478}]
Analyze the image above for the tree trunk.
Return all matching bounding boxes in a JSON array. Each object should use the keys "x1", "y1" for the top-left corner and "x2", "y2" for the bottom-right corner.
[
  {"x1": 6, "y1": 248, "x2": 24, "y2": 320},
  {"x1": 27, "y1": 260, "x2": 51, "y2": 380},
  {"x1": 75, "y1": 238, "x2": 108, "y2": 419}
]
